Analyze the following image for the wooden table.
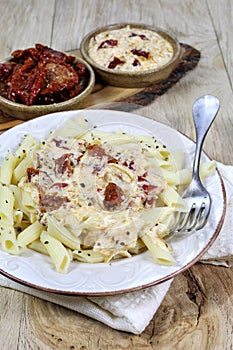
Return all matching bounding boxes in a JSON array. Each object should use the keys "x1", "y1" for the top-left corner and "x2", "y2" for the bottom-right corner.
[{"x1": 0, "y1": 1, "x2": 233, "y2": 349}]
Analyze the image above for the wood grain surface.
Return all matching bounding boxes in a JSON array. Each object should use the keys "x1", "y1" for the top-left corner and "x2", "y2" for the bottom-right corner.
[{"x1": 0, "y1": 1, "x2": 233, "y2": 349}]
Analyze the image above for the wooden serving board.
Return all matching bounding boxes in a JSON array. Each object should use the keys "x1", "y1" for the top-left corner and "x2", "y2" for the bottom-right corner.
[{"x1": 0, "y1": 44, "x2": 200, "y2": 132}]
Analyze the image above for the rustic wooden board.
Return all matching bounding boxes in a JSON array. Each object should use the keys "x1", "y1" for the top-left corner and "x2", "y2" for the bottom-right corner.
[{"x1": 0, "y1": 43, "x2": 200, "y2": 132}]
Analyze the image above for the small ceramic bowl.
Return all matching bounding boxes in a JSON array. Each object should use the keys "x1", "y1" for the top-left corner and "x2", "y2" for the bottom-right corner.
[
  {"x1": 80, "y1": 23, "x2": 181, "y2": 88},
  {"x1": 0, "y1": 56, "x2": 95, "y2": 120}
]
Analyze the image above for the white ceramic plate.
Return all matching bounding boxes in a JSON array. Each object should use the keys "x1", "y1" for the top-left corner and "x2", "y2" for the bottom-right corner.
[{"x1": 0, "y1": 110, "x2": 226, "y2": 295}]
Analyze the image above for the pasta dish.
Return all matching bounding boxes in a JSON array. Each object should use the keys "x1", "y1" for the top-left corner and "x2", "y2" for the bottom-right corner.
[{"x1": 0, "y1": 114, "x2": 215, "y2": 273}]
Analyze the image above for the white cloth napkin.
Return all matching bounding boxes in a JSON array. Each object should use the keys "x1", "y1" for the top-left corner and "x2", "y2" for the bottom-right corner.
[{"x1": 0, "y1": 162, "x2": 232, "y2": 334}]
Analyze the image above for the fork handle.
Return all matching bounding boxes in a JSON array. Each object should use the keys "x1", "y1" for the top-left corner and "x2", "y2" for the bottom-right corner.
[{"x1": 192, "y1": 95, "x2": 220, "y2": 179}]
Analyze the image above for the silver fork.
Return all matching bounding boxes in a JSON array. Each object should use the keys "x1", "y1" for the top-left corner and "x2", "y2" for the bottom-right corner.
[{"x1": 172, "y1": 95, "x2": 220, "y2": 233}]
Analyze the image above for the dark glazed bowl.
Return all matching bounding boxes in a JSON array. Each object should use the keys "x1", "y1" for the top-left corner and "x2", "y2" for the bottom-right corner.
[
  {"x1": 80, "y1": 23, "x2": 181, "y2": 88},
  {"x1": 0, "y1": 56, "x2": 95, "y2": 121}
]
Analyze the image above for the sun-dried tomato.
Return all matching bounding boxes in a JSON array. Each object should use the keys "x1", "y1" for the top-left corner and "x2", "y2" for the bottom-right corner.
[
  {"x1": 88, "y1": 144, "x2": 118, "y2": 163},
  {"x1": 107, "y1": 157, "x2": 118, "y2": 164},
  {"x1": 39, "y1": 193, "x2": 69, "y2": 212},
  {"x1": 108, "y1": 56, "x2": 125, "y2": 69},
  {"x1": 35, "y1": 44, "x2": 75, "y2": 64},
  {"x1": 142, "y1": 184, "x2": 157, "y2": 194},
  {"x1": 12, "y1": 48, "x2": 40, "y2": 62},
  {"x1": 40, "y1": 60, "x2": 79, "y2": 96},
  {"x1": 129, "y1": 32, "x2": 149, "y2": 40},
  {"x1": 55, "y1": 153, "x2": 73, "y2": 176},
  {"x1": 0, "y1": 44, "x2": 88, "y2": 106},
  {"x1": 88, "y1": 144, "x2": 106, "y2": 157},
  {"x1": 0, "y1": 62, "x2": 17, "y2": 80},
  {"x1": 123, "y1": 160, "x2": 135, "y2": 170},
  {"x1": 103, "y1": 182, "x2": 125, "y2": 210},
  {"x1": 132, "y1": 58, "x2": 141, "y2": 67},
  {"x1": 73, "y1": 62, "x2": 86, "y2": 77},
  {"x1": 50, "y1": 182, "x2": 69, "y2": 189},
  {"x1": 66, "y1": 84, "x2": 83, "y2": 99},
  {"x1": 98, "y1": 39, "x2": 118, "y2": 49},
  {"x1": 131, "y1": 49, "x2": 150, "y2": 59},
  {"x1": 27, "y1": 167, "x2": 39, "y2": 182},
  {"x1": 9, "y1": 57, "x2": 45, "y2": 105}
]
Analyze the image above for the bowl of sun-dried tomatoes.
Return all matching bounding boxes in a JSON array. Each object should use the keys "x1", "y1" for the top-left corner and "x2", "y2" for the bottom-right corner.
[
  {"x1": 0, "y1": 44, "x2": 95, "y2": 120},
  {"x1": 80, "y1": 23, "x2": 181, "y2": 88}
]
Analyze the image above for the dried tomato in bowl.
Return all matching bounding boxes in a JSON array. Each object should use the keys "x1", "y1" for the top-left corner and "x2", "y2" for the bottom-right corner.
[{"x1": 0, "y1": 44, "x2": 89, "y2": 106}]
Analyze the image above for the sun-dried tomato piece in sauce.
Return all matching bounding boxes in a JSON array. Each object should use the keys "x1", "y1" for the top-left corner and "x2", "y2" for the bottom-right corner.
[
  {"x1": 39, "y1": 194, "x2": 69, "y2": 212},
  {"x1": 103, "y1": 182, "x2": 125, "y2": 210},
  {"x1": 50, "y1": 182, "x2": 69, "y2": 189},
  {"x1": 55, "y1": 153, "x2": 74, "y2": 176},
  {"x1": 108, "y1": 56, "x2": 125, "y2": 69},
  {"x1": 131, "y1": 49, "x2": 150, "y2": 59},
  {"x1": 132, "y1": 58, "x2": 141, "y2": 67},
  {"x1": 129, "y1": 32, "x2": 149, "y2": 40},
  {"x1": 142, "y1": 183, "x2": 158, "y2": 194},
  {"x1": 98, "y1": 39, "x2": 118, "y2": 49},
  {"x1": 88, "y1": 144, "x2": 118, "y2": 163},
  {"x1": 88, "y1": 144, "x2": 106, "y2": 157},
  {"x1": 27, "y1": 168, "x2": 39, "y2": 182}
]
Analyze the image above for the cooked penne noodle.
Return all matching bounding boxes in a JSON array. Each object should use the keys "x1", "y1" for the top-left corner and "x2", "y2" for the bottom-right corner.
[
  {"x1": 0, "y1": 185, "x2": 15, "y2": 225},
  {"x1": 159, "y1": 185, "x2": 188, "y2": 212},
  {"x1": 15, "y1": 134, "x2": 36, "y2": 160},
  {"x1": 141, "y1": 234, "x2": 176, "y2": 265},
  {"x1": 21, "y1": 190, "x2": 37, "y2": 214},
  {"x1": 40, "y1": 231, "x2": 71, "y2": 273},
  {"x1": 17, "y1": 221, "x2": 43, "y2": 247},
  {"x1": 28, "y1": 239, "x2": 49, "y2": 256},
  {"x1": 73, "y1": 249, "x2": 105, "y2": 263},
  {"x1": 47, "y1": 216, "x2": 81, "y2": 250},
  {"x1": 13, "y1": 209, "x2": 23, "y2": 227},
  {"x1": 0, "y1": 153, "x2": 18, "y2": 185},
  {"x1": 12, "y1": 149, "x2": 34, "y2": 184},
  {"x1": 52, "y1": 114, "x2": 90, "y2": 138},
  {"x1": 177, "y1": 161, "x2": 216, "y2": 185},
  {"x1": 0, "y1": 224, "x2": 19, "y2": 255}
]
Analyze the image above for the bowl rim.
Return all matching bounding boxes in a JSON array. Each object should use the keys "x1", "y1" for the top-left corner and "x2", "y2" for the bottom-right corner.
[
  {"x1": 0, "y1": 55, "x2": 95, "y2": 110},
  {"x1": 80, "y1": 22, "x2": 181, "y2": 77}
]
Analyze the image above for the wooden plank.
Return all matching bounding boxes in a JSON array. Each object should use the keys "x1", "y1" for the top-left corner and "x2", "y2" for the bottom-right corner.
[
  {"x1": 0, "y1": 0, "x2": 55, "y2": 61},
  {"x1": 207, "y1": 0, "x2": 233, "y2": 89}
]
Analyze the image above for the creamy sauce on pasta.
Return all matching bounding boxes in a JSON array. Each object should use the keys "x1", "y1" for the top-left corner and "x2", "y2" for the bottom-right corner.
[
  {"x1": 20, "y1": 133, "x2": 167, "y2": 259},
  {"x1": 88, "y1": 25, "x2": 174, "y2": 71}
]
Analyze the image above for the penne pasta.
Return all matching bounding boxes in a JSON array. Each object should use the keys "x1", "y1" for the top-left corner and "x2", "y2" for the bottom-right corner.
[
  {"x1": 0, "y1": 113, "x2": 216, "y2": 273},
  {"x1": 0, "y1": 153, "x2": 18, "y2": 185},
  {"x1": 141, "y1": 233, "x2": 176, "y2": 266},
  {"x1": 47, "y1": 216, "x2": 81, "y2": 250},
  {"x1": 40, "y1": 231, "x2": 71, "y2": 273},
  {"x1": 73, "y1": 249, "x2": 105, "y2": 263},
  {"x1": 17, "y1": 221, "x2": 43, "y2": 247},
  {"x1": 0, "y1": 185, "x2": 15, "y2": 225},
  {"x1": 0, "y1": 224, "x2": 19, "y2": 255},
  {"x1": 159, "y1": 185, "x2": 188, "y2": 212},
  {"x1": 12, "y1": 149, "x2": 34, "y2": 184},
  {"x1": 28, "y1": 239, "x2": 49, "y2": 256}
]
